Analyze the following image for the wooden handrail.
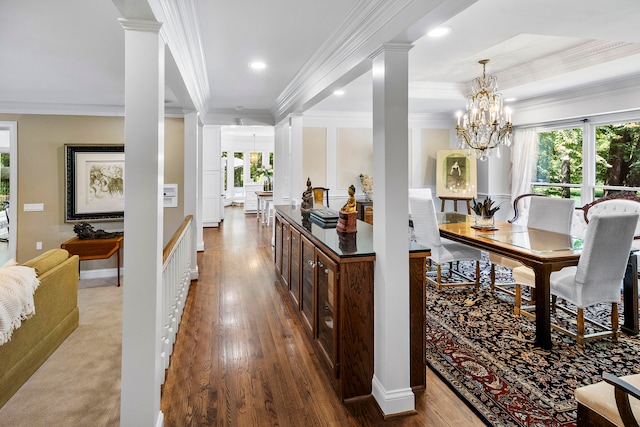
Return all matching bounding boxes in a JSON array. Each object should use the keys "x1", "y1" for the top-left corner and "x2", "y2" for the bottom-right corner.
[{"x1": 163, "y1": 215, "x2": 193, "y2": 265}]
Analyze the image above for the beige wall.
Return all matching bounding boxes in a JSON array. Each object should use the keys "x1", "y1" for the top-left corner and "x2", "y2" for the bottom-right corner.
[
  {"x1": 0, "y1": 113, "x2": 185, "y2": 269},
  {"x1": 421, "y1": 128, "x2": 450, "y2": 187},
  {"x1": 337, "y1": 128, "x2": 372, "y2": 189},
  {"x1": 302, "y1": 127, "x2": 327, "y2": 187}
]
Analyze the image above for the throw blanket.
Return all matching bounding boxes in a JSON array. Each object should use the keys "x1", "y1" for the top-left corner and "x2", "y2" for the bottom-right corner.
[{"x1": 0, "y1": 264, "x2": 40, "y2": 345}]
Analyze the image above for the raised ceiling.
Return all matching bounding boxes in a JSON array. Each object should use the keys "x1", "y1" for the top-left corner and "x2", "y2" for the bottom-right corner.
[{"x1": 1, "y1": 0, "x2": 640, "y2": 127}]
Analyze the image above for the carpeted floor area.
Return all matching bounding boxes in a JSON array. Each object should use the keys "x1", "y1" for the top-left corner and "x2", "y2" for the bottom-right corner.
[
  {"x1": 0, "y1": 284, "x2": 121, "y2": 427},
  {"x1": 426, "y1": 259, "x2": 640, "y2": 427}
]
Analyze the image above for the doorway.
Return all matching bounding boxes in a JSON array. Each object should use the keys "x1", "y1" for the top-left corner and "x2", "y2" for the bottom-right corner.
[{"x1": 0, "y1": 122, "x2": 17, "y2": 263}]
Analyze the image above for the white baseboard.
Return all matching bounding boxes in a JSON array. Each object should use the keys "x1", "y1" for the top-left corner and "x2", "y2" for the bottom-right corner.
[
  {"x1": 197, "y1": 241, "x2": 205, "y2": 251},
  {"x1": 371, "y1": 375, "x2": 415, "y2": 416},
  {"x1": 189, "y1": 266, "x2": 199, "y2": 280},
  {"x1": 156, "y1": 411, "x2": 164, "y2": 427},
  {"x1": 79, "y1": 267, "x2": 118, "y2": 280}
]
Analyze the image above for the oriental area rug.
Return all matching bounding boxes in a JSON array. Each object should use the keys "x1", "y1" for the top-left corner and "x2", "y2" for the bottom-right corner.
[{"x1": 426, "y1": 259, "x2": 640, "y2": 427}]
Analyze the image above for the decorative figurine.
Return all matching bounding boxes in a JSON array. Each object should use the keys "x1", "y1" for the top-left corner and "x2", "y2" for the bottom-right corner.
[
  {"x1": 301, "y1": 177, "x2": 314, "y2": 212},
  {"x1": 336, "y1": 184, "x2": 357, "y2": 233},
  {"x1": 73, "y1": 222, "x2": 123, "y2": 240}
]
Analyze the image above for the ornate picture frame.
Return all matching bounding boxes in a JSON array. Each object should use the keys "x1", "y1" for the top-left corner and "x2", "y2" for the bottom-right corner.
[
  {"x1": 435, "y1": 149, "x2": 478, "y2": 199},
  {"x1": 65, "y1": 145, "x2": 125, "y2": 222}
]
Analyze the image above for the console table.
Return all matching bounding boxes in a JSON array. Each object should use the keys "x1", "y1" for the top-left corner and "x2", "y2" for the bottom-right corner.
[{"x1": 61, "y1": 236, "x2": 123, "y2": 286}]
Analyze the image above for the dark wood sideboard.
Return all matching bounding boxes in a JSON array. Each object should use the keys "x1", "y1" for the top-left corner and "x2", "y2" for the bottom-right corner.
[{"x1": 274, "y1": 205, "x2": 429, "y2": 401}]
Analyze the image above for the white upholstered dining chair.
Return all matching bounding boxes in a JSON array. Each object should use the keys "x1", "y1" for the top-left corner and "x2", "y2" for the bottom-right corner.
[
  {"x1": 409, "y1": 191, "x2": 483, "y2": 291},
  {"x1": 495, "y1": 197, "x2": 575, "y2": 315},
  {"x1": 548, "y1": 212, "x2": 638, "y2": 346}
]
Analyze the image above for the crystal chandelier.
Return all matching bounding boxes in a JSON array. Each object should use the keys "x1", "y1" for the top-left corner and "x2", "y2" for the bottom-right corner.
[{"x1": 455, "y1": 59, "x2": 513, "y2": 161}]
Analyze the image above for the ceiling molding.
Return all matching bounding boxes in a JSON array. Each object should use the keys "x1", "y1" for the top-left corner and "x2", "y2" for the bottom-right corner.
[
  {"x1": 496, "y1": 40, "x2": 640, "y2": 90},
  {"x1": 513, "y1": 75, "x2": 640, "y2": 123},
  {"x1": 149, "y1": 0, "x2": 211, "y2": 117},
  {"x1": 270, "y1": 0, "x2": 418, "y2": 121}
]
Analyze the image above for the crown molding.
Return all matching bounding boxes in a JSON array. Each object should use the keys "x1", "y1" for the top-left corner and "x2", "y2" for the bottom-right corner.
[
  {"x1": 0, "y1": 101, "x2": 186, "y2": 118},
  {"x1": 148, "y1": 0, "x2": 211, "y2": 117},
  {"x1": 496, "y1": 40, "x2": 640, "y2": 90},
  {"x1": 270, "y1": 0, "x2": 430, "y2": 123},
  {"x1": 513, "y1": 75, "x2": 640, "y2": 124}
]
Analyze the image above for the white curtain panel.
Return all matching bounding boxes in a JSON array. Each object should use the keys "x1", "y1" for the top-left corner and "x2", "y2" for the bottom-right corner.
[{"x1": 510, "y1": 128, "x2": 539, "y2": 204}]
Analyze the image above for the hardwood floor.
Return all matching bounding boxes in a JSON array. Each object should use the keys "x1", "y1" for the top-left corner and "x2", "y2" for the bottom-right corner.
[{"x1": 160, "y1": 206, "x2": 487, "y2": 427}]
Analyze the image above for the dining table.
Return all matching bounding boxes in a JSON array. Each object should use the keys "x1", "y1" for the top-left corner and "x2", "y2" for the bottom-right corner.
[{"x1": 437, "y1": 212, "x2": 639, "y2": 349}]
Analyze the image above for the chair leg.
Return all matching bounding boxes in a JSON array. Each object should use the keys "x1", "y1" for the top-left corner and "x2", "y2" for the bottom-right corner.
[
  {"x1": 577, "y1": 308, "x2": 585, "y2": 347},
  {"x1": 514, "y1": 284, "x2": 521, "y2": 317},
  {"x1": 490, "y1": 263, "x2": 496, "y2": 292},
  {"x1": 475, "y1": 261, "x2": 480, "y2": 291},
  {"x1": 436, "y1": 264, "x2": 442, "y2": 291},
  {"x1": 612, "y1": 303, "x2": 619, "y2": 342}
]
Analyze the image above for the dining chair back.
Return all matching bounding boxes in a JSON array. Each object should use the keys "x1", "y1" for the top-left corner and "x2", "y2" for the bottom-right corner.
[
  {"x1": 549, "y1": 212, "x2": 639, "y2": 345},
  {"x1": 527, "y1": 197, "x2": 575, "y2": 233},
  {"x1": 409, "y1": 191, "x2": 482, "y2": 291},
  {"x1": 496, "y1": 197, "x2": 575, "y2": 315},
  {"x1": 312, "y1": 187, "x2": 330, "y2": 208}
]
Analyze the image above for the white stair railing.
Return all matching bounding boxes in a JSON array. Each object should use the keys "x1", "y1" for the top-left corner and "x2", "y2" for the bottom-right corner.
[{"x1": 160, "y1": 215, "x2": 194, "y2": 383}]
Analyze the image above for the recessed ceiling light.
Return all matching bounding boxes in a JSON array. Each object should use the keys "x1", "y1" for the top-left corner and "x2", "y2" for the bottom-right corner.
[
  {"x1": 427, "y1": 26, "x2": 452, "y2": 38},
  {"x1": 333, "y1": 90, "x2": 345, "y2": 96},
  {"x1": 249, "y1": 61, "x2": 267, "y2": 70}
]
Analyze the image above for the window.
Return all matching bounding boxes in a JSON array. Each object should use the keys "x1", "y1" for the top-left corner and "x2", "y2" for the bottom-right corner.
[
  {"x1": 533, "y1": 128, "x2": 583, "y2": 201},
  {"x1": 532, "y1": 117, "x2": 640, "y2": 204},
  {"x1": 594, "y1": 122, "x2": 640, "y2": 196}
]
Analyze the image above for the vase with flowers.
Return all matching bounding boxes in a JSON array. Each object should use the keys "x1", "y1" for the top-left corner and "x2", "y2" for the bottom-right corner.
[{"x1": 257, "y1": 165, "x2": 273, "y2": 191}]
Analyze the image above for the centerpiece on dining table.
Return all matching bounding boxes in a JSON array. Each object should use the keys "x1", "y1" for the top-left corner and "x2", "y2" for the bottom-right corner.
[{"x1": 471, "y1": 196, "x2": 500, "y2": 229}]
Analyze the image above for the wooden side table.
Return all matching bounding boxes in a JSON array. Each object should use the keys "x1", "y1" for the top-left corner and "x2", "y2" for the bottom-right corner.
[{"x1": 61, "y1": 236, "x2": 123, "y2": 286}]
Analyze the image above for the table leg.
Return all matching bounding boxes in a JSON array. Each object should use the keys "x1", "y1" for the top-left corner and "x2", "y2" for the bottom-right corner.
[
  {"x1": 533, "y1": 263, "x2": 553, "y2": 349},
  {"x1": 466, "y1": 200, "x2": 472, "y2": 215},
  {"x1": 622, "y1": 253, "x2": 638, "y2": 335}
]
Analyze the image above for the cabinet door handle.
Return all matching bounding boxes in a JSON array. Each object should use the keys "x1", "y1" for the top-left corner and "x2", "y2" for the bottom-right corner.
[{"x1": 317, "y1": 261, "x2": 324, "y2": 268}]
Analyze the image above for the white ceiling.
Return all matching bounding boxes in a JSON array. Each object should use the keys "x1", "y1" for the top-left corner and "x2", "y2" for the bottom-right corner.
[{"x1": 1, "y1": 0, "x2": 640, "y2": 131}]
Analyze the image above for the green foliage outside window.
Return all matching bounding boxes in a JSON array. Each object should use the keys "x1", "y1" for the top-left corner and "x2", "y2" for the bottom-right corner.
[
  {"x1": 234, "y1": 153, "x2": 244, "y2": 188},
  {"x1": 535, "y1": 122, "x2": 640, "y2": 199}
]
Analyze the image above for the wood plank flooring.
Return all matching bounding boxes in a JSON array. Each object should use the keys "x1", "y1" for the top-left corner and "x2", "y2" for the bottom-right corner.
[{"x1": 160, "y1": 206, "x2": 487, "y2": 427}]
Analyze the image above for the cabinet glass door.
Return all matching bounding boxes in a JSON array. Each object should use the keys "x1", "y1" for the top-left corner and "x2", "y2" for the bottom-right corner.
[
  {"x1": 300, "y1": 235, "x2": 315, "y2": 333},
  {"x1": 289, "y1": 228, "x2": 301, "y2": 307},
  {"x1": 281, "y1": 222, "x2": 290, "y2": 287},
  {"x1": 315, "y1": 251, "x2": 338, "y2": 372},
  {"x1": 274, "y1": 216, "x2": 282, "y2": 275}
]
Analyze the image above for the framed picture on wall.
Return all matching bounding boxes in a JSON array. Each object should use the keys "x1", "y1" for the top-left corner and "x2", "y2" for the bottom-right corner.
[
  {"x1": 65, "y1": 145, "x2": 124, "y2": 222},
  {"x1": 435, "y1": 149, "x2": 478, "y2": 199}
]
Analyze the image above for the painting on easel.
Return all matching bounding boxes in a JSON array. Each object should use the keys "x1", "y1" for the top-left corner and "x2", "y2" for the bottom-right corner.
[{"x1": 435, "y1": 149, "x2": 477, "y2": 199}]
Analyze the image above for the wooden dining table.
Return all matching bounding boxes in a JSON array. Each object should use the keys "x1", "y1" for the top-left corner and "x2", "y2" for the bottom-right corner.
[{"x1": 437, "y1": 213, "x2": 583, "y2": 349}]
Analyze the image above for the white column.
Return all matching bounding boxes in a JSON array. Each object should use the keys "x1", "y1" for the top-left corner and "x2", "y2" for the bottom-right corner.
[
  {"x1": 184, "y1": 111, "x2": 202, "y2": 268},
  {"x1": 118, "y1": 18, "x2": 165, "y2": 427},
  {"x1": 202, "y1": 125, "x2": 222, "y2": 227},
  {"x1": 290, "y1": 114, "x2": 304, "y2": 204},
  {"x1": 273, "y1": 123, "x2": 287, "y2": 205},
  {"x1": 370, "y1": 43, "x2": 414, "y2": 415},
  {"x1": 410, "y1": 126, "x2": 422, "y2": 188},
  {"x1": 197, "y1": 121, "x2": 204, "y2": 249}
]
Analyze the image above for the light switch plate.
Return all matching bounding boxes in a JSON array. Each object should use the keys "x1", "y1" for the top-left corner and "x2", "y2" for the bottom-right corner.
[{"x1": 24, "y1": 203, "x2": 44, "y2": 212}]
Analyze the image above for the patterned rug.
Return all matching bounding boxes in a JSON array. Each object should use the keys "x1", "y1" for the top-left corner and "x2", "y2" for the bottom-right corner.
[{"x1": 426, "y1": 258, "x2": 640, "y2": 427}]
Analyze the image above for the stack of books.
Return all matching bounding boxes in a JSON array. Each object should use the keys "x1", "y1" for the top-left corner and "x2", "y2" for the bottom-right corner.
[{"x1": 309, "y1": 208, "x2": 340, "y2": 228}]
